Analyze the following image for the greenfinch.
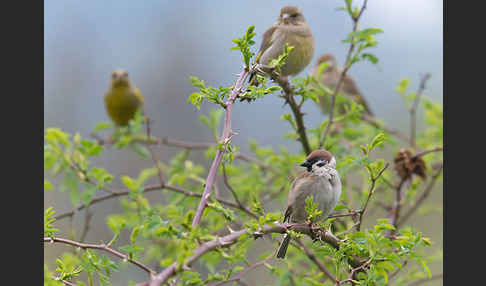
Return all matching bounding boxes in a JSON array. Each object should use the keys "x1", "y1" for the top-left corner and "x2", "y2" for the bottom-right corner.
[
  {"x1": 104, "y1": 69, "x2": 144, "y2": 126},
  {"x1": 311, "y1": 53, "x2": 373, "y2": 116},
  {"x1": 249, "y1": 5, "x2": 315, "y2": 86}
]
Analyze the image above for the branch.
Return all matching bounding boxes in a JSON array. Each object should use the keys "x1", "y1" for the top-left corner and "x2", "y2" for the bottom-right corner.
[
  {"x1": 397, "y1": 163, "x2": 443, "y2": 227},
  {"x1": 411, "y1": 147, "x2": 443, "y2": 159},
  {"x1": 386, "y1": 177, "x2": 409, "y2": 235},
  {"x1": 357, "y1": 162, "x2": 389, "y2": 231},
  {"x1": 296, "y1": 239, "x2": 337, "y2": 283},
  {"x1": 410, "y1": 73, "x2": 431, "y2": 147},
  {"x1": 362, "y1": 114, "x2": 412, "y2": 144},
  {"x1": 191, "y1": 68, "x2": 250, "y2": 227},
  {"x1": 319, "y1": 0, "x2": 368, "y2": 148},
  {"x1": 273, "y1": 75, "x2": 312, "y2": 155},
  {"x1": 141, "y1": 222, "x2": 360, "y2": 286},
  {"x1": 44, "y1": 237, "x2": 156, "y2": 278},
  {"x1": 207, "y1": 255, "x2": 273, "y2": 286},
  {"x1": 54, "y1": 183, "x2": 257, "y2": 221},
  {"x1": 144, "y1": 116, "x2": 165, "y2": 187}
]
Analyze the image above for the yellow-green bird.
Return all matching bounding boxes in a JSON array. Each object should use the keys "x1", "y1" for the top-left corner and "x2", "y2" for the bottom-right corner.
[
  {"x1": 311, "y1": 53, "x2": 373, "y2": 116},
  {"x1": 104, "y1": 69, "x2": 144, "y2": 126},
  {"x1": 249, "y1": 5, "x2": 315, "y2": 86}
]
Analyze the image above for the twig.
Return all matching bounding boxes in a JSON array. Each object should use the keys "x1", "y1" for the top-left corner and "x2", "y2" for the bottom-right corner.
[
  {"x1": 51, "y1": 277, "x2": 77, "y2": 286},
  {"x1": 54, "y1": 183, "x2": 257, "y2": 221},
  {"x1": 386, "y1": 177, "x2": 409, "y2": 235},
  {"x1": 44, "y1": 237, "x2": 156, "y2": 278},
  {"x1": 411, "y1": 147, "x2": 443, "y2": 159},
  {"x1": 222, "y1": 164, "x2": 244, "y2": 210},
  {"x1": 273, "y1": 75, "x2": 312, "y2": 155},
  {"x1": 319, "y1": 0, "x2": 369, "y2": 148},
  {"x1": 144, "y1": 116, "x2": 165, "y2": 186},
  {"x1": 362, "y1": 114, "x2": 412, "y2": 144},
  {"x1": 79, "y1": 206, "x2": 93, "y2": 243},
  {"x1": 142, "y1": 222, "x2": 361, "y2": 286},
  {"x1": 207, "y1": 255, "x2": 273, "y2": 286},
  {"x1": 191, "y1": 68, "x2": 249, "y2": 227},
  {"x1": 296, "y1": 239, "x2": 338, "y2": 283},
  {"x1": 410, "y1": 73, "x2": 432, "y2": 147},
  {"x1": 397, "y1": 163, "x2": 443, "y2": 227},
  {"x1": 357, "y1": 162, "x2": 389, "y2": 231}
]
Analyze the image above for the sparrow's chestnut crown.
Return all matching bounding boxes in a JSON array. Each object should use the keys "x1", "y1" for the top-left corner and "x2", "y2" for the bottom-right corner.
[{"x1": 300, "y1": 149, "x2": 334, "y2": 172}]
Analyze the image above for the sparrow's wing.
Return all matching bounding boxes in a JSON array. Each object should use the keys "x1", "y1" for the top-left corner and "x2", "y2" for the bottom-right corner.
[{"x1": 255, "y1": 25, "x2": 278, "y2": 63}]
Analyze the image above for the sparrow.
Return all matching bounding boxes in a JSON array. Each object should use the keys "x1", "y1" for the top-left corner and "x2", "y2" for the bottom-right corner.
[
  {"x1": 248, "y1": 5, "x2": 315, "y2": 87},
  {"x1": 311, "y1": 53, "x2": 373, "y2": 116},
  {"x1": 104, "y1": 69, "x2": 144, "y2": 126},
  {"x1": 277, "y1": 149, "x2": 342, "y2": 259}
]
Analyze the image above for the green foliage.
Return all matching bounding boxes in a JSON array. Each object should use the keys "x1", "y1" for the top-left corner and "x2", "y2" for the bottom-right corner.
[
  {"x1": 305, "y1": 196, "x2": 322, "y2": 223},
  {"x1": 44, "y1": 9, "x2": 442, "y2": 286},
  {"x1": 231, "y1": 25, "x2": 256, "y2": 68},
  {"x1": 44, "y1": 207, "x2": 59, "y2": 238},
  {"x1": 269, "y1": 43, "x2": 295, "y2": 73}
]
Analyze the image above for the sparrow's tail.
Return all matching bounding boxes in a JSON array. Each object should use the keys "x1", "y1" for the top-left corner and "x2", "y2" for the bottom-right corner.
[{"x1": 276, "y1": 234, "x2": 291, "y2": 259}]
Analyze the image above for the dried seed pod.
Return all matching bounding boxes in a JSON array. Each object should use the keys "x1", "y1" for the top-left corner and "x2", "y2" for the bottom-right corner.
[{"x1": 394, "y1": 148, "x2": 427, "y2": 180}]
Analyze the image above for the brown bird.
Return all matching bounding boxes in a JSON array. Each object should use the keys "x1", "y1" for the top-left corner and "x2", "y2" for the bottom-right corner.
[
  {"x1": 277, "y1": 149, "x2": 342, "y2": 259},
  {"x1": 311, "y1": 53, "x2": 373, "y2": 116},
  {"x1": 248, "y1": 5, "x2": 315, "y2": 87}
]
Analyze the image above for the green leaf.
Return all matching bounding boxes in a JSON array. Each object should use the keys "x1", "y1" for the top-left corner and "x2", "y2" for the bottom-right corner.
[
  {"x1": 44, "y1": 179, "x2": 53, "y2": 191},
  {"x1": 93, "y1": 121, "x2": 113, "y2": 132}
]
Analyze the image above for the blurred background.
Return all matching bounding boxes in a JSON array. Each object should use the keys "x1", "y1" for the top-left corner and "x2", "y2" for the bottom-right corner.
[{"x1": 44, "y1": 0, "x2": 443, "y2": 284}]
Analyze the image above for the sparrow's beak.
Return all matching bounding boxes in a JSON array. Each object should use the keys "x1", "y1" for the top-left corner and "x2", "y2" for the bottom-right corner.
[
  {"x1": 282, "y1": 14, "x2": 290, "y2": 24},
  {"x1": 300, "y1": 161, "x2": 312, "y2": 168}
]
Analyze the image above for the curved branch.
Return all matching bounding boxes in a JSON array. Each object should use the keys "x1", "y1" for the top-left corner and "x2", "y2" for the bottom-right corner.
[
  {"x1": 397, "y1": 163, "x2": 443, "y2": 227},
  {"x1": 44, "y1": 237, "x2": 156, "y2": 278},
  {"x1": 191, "y1": 68, "x2": 250, "y2": 227},
  {"x1": 140, "y1": 222, "x2": 359, "y2": 286},
  {"x1": 54, "y1": 183, "x2": 257, "y2": 221}
]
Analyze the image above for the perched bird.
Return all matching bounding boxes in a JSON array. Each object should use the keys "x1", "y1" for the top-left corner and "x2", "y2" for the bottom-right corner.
[
  {"x1": 249, "y1": 5, "x2": 315, "y2": 86},
  {"x1": 311, "y1": 53, "x2": 373, "y2": 116},
  {"x1": 104, "y1": 69, "x2": 144, "y2": 126},
  {"x1": 277, "y1": 149, "x2": 342, "y2": 259}
]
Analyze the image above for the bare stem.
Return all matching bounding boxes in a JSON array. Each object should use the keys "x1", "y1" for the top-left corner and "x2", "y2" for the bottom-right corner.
[
  {"x1": 397, "y1": 163, "x2": 443, "y2": 227},
  {"x1": 273, "y1": 75, "x2": 312, "y2": 155},
  {"x1": 410, "y1": 73, "x2": 431, "y2": 147}
]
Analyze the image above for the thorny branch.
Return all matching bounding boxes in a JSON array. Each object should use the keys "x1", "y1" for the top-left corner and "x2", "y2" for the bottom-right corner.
[
  {"x1": 139, "y1": 222, "x2": 362, "y2": 286},
  {"x1": 191, "y1": 68, "x2": 250, "y2": 227},
  {"x1": 44, "y1": 236, "x2": 156, "y2": 278}
]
